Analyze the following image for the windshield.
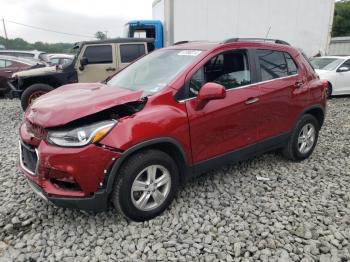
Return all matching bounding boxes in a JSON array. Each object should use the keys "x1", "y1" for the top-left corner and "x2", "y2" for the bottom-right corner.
[
  {"x1": 310, "y1": 58, "x2": 344, "y2": 71},
  {"x1": 106, "y1": 49, "x2": 202, "y2": 95}
]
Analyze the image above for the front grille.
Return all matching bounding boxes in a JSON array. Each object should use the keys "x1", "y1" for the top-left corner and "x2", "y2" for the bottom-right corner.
[
  {"x1": 20, "y1": 141, "x2": 38, "y2": 176},
  {"x1": 26, "y1": 121, "x2": 47, "y2": 140}
]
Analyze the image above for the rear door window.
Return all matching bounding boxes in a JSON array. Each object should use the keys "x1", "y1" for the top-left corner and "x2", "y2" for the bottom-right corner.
[
  {"x1": 257, "y1": 50, "x2": 288, "y2": 81},
  {"x1": 120, "y1": 44, "x2": 146, "y2": 63},
  {"x1": 284, "y1": 53, "x2": 298, "y2": 75},
  {"x1": 83, "y1": 45, "x2": 113, "y2": 64}
]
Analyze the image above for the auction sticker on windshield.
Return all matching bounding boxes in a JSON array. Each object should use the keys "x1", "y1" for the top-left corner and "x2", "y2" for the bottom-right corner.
[{"x1": 177, "y1": 50, "x2": 202, "y2": 56}]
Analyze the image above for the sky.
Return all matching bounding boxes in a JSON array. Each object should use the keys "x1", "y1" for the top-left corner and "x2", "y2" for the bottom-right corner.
[{"x1": 0, "y1": 0, "x2": 153, "y2": 43}]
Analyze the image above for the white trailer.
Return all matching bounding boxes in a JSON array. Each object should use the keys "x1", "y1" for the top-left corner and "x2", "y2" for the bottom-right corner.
[{"x1": 152, "y1": 0, "x2": 335, "y2": 57}]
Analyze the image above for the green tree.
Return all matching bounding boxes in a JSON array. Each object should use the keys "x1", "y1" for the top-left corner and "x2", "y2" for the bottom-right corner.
[
  {"x1": 0, "y1": 36, "x2": 74, "y2": 53},
  {"x1": 332, "y1": 0, "x2": 350, "y2": 37},
  {"x1": 94, "y1": 31, "x2": 107, "y2": 40}
]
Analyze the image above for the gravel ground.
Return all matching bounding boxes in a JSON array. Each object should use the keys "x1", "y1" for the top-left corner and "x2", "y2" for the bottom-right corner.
[{"x1": 0, "y1": 97, "x2": 349, "y2": 262}]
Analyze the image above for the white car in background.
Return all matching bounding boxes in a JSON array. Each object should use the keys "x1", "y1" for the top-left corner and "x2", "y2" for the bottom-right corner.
[
  {"x1": 47, "y1": 54, "x2": 74, "y2": 66},
  {"x1": 311, "y1": 56, "x2": 350, "y2": 97}
]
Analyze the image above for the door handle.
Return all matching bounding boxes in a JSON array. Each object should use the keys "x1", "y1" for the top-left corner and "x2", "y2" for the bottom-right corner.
[
  {"x1": 106, "y1": 67, "x2": 116, "y2": 71},
  {"x1": 295, "y1": 80, "x2": 304, "y2": 88},
  {"x1": 245, "y1": 97, "x2": 259, "y2": 105}
]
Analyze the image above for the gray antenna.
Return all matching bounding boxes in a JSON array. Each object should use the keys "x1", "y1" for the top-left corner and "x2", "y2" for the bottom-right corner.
[{"x1": 265, "y1": 26, "x2": 272, "y2": 39}]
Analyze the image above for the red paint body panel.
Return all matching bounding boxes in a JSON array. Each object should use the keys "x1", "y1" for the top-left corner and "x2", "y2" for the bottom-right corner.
[
  {"x1": 100, "y1": 90, "x2": 193, "y2": 164},
  {"x1": 186, "y1": 86, "x2": 261, "y2": 163}
]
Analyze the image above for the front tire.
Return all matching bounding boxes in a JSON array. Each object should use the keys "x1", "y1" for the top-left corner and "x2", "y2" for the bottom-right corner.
[
  {"x1": 283, "y1": 114, "x2": 319, "y2": 161},
  {"x1": 111, "y1": 149, "x2": 179, "y2": 222},
  {"x1": 21, "y1": 84, "x2": 54, "y2": 111}
]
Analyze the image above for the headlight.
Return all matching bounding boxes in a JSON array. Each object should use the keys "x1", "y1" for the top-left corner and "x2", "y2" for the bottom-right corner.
[{"x1": 47, "y1": 120, "x2": 116, "y2": 147}]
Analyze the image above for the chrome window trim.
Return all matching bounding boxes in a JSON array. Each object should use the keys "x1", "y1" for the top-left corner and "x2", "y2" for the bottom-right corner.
[{"x1": 178, "y1": 74, "x2": 299, "y2": 103}]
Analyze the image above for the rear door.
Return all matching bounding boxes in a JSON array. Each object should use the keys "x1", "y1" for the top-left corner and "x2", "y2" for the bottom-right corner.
[
  {"x1": 255, "y1": 49, "x2": 306, "y2": 140},
  {"x1": 77, "y1": 44, "x2": 117, "y2": 83},
  {"x1": 118, "y1": 43, "x2": 147, "y2": 70},
  {"x1": 185, "y1": 49, "x2": 261, "y2": 163}
]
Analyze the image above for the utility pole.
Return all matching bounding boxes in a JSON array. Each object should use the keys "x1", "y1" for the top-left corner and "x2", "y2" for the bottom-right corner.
[{"x1": 2, "y1": 18, "x2": 8, "y2": 45}]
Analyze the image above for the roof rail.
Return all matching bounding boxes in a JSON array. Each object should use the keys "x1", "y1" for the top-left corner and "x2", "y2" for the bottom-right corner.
[
  {"x1": 174, "y1": 41, "x2": 190, "y2": 45},
  {"x1": 223, "y1": 38, "x2": 290, "y2": 46}
]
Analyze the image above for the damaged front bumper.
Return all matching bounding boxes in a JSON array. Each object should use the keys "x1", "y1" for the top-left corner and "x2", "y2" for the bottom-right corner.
[{"x1": 19, "y1": 122, "x2": 122, "y2": 212}]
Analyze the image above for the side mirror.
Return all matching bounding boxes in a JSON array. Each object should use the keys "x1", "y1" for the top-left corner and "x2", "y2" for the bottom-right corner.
[
  {"x1": 79, "y1": 57, "x2": 88, "y2": 70},
  {"x1": 195, "y1": 82, "x2": 226, "y2": 110},
  {"x1": 338, "y1": 66, "x2": 349, "y2": 73}
]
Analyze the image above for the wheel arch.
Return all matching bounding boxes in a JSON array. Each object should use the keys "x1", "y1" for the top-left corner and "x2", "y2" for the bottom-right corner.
[
  {"x1": 105, "y1": 138, "x2": 191, "y2": 194},
  {"x1": 20, "y1": 76, "x2": 62, "y2": 92},
  {"x1": 302, "y1": 105, "x2": 325, "y2": 128}
]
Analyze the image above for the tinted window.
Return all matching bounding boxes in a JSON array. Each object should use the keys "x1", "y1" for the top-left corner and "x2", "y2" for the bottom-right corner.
[
  {"x1": 189, "y1": 51, "x2": 251, "y2": 97},
  {"x1": 341, "y1": 59, "x2": 350, "y2": 68},
  {"x1": 120, "y1": 44, "x2": 146, "y2": 63},
  {"x1": 83, "y1": 45, "x2": 112, "y2": 64},
  {"x1": 257, "y1": 50, "x2": 288, "y2": 81},
  {"x1": 0, "y1": 59, "x2": 5, "y2": 68},
  {"x1": 284, "y1": 53, "x2": 298, "y2": 75}
]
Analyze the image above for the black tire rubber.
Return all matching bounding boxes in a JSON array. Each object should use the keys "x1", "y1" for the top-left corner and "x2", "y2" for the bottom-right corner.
[
  {"x1": 111, "y1": 149, "x2": 179, "y2": 222},
  {"x1": 326, "y1": 82, "x2": 333, "y2": 99},
  {"x1": 21, "y1": 83, "x2": 54, "y2": 111},
  {"x1": 282, "y1": 114, "x2": 319, "y2": 161}
]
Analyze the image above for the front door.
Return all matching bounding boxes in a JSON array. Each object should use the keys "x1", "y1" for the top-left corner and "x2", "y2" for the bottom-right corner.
[
  {"x1": 335, "y1": 59, "x2": 350, "y2": 95},
  {"x1": 185, "y1": 50, "x2": 261, "y2": 164},
  {"x1": 77, "y1": 44, "x2": 117, "y2": 83}
]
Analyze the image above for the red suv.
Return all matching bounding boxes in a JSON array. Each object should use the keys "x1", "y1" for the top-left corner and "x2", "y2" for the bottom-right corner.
[{"x1": 19, "y1": 39, "x2": 327, "y2": 221}]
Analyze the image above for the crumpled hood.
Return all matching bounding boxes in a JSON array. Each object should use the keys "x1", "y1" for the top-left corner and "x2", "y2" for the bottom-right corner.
[
  {"x1": 13, "y1": 66, "x2": 58, "y2": 78},
  {"x1": 25, "y1": 83, "x2": 143, "y2": 128}
]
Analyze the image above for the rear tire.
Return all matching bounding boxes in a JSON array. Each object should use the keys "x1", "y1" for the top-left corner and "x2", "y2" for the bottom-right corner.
[
  {"x1": 21, "y1": 83, "x2": 54, "y2": 111},
  {"x1": 283, "y1": 114, "x2": 319, "y2": 161},
  {"x1": 111, "y1": 149, "x2": 179, "y2": 222}
]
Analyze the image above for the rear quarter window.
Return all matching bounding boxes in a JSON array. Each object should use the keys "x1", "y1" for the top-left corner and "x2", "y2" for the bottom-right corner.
[
  {"x1": 284, "y1": 53, "x2": 298, "y2": 75},
  {"x1": 120, "y1": 44, "x2": 146, "y2": 63}
]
